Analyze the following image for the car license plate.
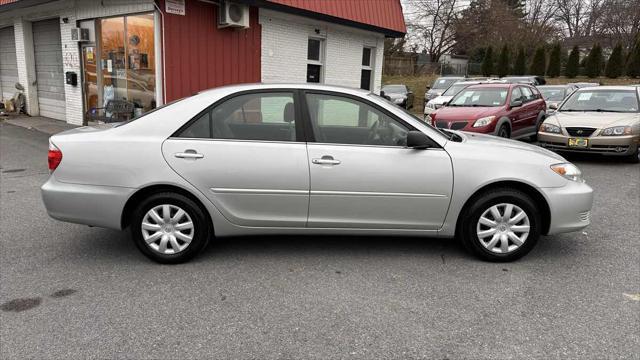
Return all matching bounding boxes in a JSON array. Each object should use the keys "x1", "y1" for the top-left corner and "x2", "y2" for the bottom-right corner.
[{"x1": 568, "y1": 138, "x2": 588, "y2": 148}]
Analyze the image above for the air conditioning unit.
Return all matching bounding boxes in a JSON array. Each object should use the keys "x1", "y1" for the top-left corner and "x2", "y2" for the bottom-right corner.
[
  {"x1": 218, "y1": 0, "x2": 250, "y2": 29},
  {"x1": 70, "y1": 28, "x2": 90, "y2": 42}
]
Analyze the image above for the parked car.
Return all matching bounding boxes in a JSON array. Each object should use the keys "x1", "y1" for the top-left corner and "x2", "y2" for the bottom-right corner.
[
  {"x1": 429, "y1": 83, "x2": 547, "y2": 139},
  {"x1": 42, "y1": 83, "x2": 592, "y2": 263},
  {"x1": 424, "y1": 80, "x2": 484, "y2": 117},
  {"x1": 537, "y1": 84, "x2": 578, "y2": 111},
  {"x1": 424, "y1": 76, "x2": 465, "y2": 101},
  {"x1": 568, "y1": 82, "x2": 600, "y2": 89},
  {"x1": 501, "y1": 76, "x2": 546, "y2": 86},
  {"x1": 381, "y1": 84, "x2": 414, "y2": 109},
  {"x1": 538, "y1": 86, "x2": 640, "y2": 163}
]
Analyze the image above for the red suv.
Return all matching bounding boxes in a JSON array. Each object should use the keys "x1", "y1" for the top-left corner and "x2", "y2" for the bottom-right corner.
[{"x1": 428, "y1": 83, "x2": 547, "y2": 139}]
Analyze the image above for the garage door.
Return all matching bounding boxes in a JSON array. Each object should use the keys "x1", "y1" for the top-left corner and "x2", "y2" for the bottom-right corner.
[
  {"x1": 33, "y1": 18, "x2": 65, "y2": 120},
  {"x1": 0, "y1": 26, "x2": 18, "y2": 101}
]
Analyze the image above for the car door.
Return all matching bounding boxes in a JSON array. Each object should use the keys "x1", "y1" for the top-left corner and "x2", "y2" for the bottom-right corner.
[
  {"x1": 519, "y1": 86, "x2": 540, "y2": 131},
  {"x1": 162, "y1": 90, "x2": 310, "y2": 227},
  {"x1": 508, "y1": 86, "x2": 528, "y2": 135},
  {"x1": 302, "y1": 91, "x2": 453, "y2": 230}
]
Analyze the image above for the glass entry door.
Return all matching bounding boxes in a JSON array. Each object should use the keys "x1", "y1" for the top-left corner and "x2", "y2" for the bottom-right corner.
[{"x1": 87, "y1": 13, "x2": 155, "y2": 120}]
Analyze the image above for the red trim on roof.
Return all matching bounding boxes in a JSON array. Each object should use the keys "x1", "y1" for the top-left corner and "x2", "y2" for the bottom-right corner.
[{"x1": 265, "y1": 0, "x2": 405, "y2": 35}]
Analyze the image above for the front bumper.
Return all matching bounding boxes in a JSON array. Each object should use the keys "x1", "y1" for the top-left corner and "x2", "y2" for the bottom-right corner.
[
  {"x1": 540, "y1": 180, "x2": 594, "y2": 235},
  {"x1": 41, "y1": 175, "x2": 135, "y2": 229},
  {"x1": 538, "y1": 132, "x2": 640, "y2": 156}
]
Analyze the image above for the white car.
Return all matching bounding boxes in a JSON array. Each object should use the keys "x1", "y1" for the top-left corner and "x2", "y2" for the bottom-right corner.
[
  {"x1": 424, "y1": 81, "x2": 484, "y2": 117},
  {"x1": 42, "y1": 83, "x2": 593, "y2": 263}
]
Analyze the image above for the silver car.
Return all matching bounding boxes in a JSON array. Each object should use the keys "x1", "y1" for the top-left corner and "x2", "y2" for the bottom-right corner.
[{"x1": 42, "y1": 84, "x2": 593, "y2": 263}]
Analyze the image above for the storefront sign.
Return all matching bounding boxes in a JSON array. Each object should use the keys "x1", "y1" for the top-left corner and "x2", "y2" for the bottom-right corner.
[{"x1": 166, "y1": 0, "x2": 185, "y2": 16}]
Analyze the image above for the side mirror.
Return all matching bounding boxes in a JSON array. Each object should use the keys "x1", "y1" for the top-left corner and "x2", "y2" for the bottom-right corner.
[
  {"x1": 380, "y1": 90, "x2": 390, "y2": 100},
  {"x1": 548, "y1": 103, "x2": 558, "y2": 110},
  {"x1": 425, "y1": 86, "x2": 431, "y2": 91},
  {"x1": 406, "y1": 130, "x2": 438, "y2": 149},
  {"x1": 510, "y1": 99, "x2": 523, "y2": 108}
]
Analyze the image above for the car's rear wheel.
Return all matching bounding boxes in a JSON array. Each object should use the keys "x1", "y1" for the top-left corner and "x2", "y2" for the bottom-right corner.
[
  {"x1": 130, "y1": 192, "x2": 210, "y2": 264},
  {"x1": 497, "y1": 124, "x2": 510, "y2": 138},
  {"x1": 460, "y1": 188, "x2": 540, "y2": 262}
]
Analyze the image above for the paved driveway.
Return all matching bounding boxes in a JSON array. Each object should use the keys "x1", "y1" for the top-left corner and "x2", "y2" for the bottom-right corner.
[{"x1": 1, "y1": 122, "x2": 638, "y2": 359}]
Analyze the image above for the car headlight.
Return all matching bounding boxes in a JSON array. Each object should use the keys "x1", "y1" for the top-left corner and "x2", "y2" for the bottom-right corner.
[
  {"x1": 600, "y1": 126, "x2": 632, "y2": 136},
  {"x1": 550, "y1": 163, "x2": 584, "y2": 182},
  {"x1": 393, "y1": 97, "x2": 405, "y2": 104},
  {"x1": 473, "y1": 116, "x2": 496, "y2": 128},
  {"x1": 540, "y1": 123, "x2": 562, "y2": 134},
  {"x1": 426, "y1": 102, "x2": 435, "y2": 109}
]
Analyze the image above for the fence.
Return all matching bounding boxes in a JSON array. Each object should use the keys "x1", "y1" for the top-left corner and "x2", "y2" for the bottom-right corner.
[{"x1": 384, "y1": 56, "x2": 482, "y2": 77}]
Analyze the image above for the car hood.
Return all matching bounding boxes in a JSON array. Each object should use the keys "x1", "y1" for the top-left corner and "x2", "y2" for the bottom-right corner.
[
  {"x1": 435, "y1": 106, "x2": 500, "y2": 119},
  {"x1": 549, "y1": 111, "x2": 640, "y2": 128},
  {"x1": 457, "y1": 131, "x2": 566, "y2": 161},
  {"x1": 429, "y1": 95, "x2": 454, "y2": 105},
  {"x1": 386, "y1": 93, "x2": 406, "y2": 99}
]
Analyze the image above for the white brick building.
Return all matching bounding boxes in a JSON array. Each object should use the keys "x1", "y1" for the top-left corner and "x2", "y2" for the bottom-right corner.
[{"x1": 0, "y1": 0, "x2": 405, "y2": 125}]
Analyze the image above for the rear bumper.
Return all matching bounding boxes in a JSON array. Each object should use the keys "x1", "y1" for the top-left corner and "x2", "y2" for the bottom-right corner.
[
  {"x1": 41, "y1": 175, "x2": 135, "y2": 230},
  {"x1": 538, "y1": 133, "x2": 639, "y2": 156},
  {"x1": 540, "y1": 181, "x2": 594, "y2": 235}
]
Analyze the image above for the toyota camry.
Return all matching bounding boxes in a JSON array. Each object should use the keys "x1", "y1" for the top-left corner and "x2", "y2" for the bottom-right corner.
[{"x1": 42, "y1": 84, "x2": 593, "y2": 263}]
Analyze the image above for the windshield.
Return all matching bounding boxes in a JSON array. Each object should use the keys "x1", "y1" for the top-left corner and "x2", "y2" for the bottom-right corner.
[
  {"x1": 382, "y1": 85, "x2": 405, "y2": 93},
  {"x1": 539, "y1": 87, "x2": 567, "y2": 101},
  {"x1": 560, "y1": 90, "x2": 639, "y2": 113},
  {"x1": 449, "y1": 88, "x2": 508, "y2": 107},
  {"x1": 432, "y1": 78, "x2": 460, "y2": 90},
  {"x1": 442, "y1": 83, "x2": 469, "y2": 97}
]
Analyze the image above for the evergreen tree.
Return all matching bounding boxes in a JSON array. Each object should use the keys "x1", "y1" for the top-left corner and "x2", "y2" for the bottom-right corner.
[
  {"x1": 565, "y1": 46, "x2": 580, "y2": 78},
  {"x1": 496, "y1": 45, "x2": 510, "y2": 77},
  {"x1": 481, "y1": 46, "x2": 494, "y2": 76},
  {"x1": 547, "y1": 43, "x2": 562, "y2": 77},
  {"x1": 627, "y1": 39, "x2": 640, "y2": 78},
  {"x1": 605, "y1": 44, "x2": 624, "y2": 78},
  {"x1": 529, "y1": 47, "x2": 546, "y2": 76},
  {"x1": 585, "y1": 44, "x2": 603, "y2": 78},
  {"x1": 513, "y1": 47, "x2": 526, "y2": 75}
]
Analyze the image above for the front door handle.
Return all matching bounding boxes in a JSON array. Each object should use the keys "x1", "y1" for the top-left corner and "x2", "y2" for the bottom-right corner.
[
  {"x1": 312, "y1": 155, "x2": 341, "y2": 165},
  {"x1": 175, "y1": 150, "x2": 204, "y2": 159}
]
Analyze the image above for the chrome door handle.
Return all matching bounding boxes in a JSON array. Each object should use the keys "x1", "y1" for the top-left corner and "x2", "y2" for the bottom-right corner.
[
  {"x1": 175, "y1": 152, "x2": 204, "y2": 159},
  {"x1": 312, "y1": 156, "x2": 341, "y2": 165}
]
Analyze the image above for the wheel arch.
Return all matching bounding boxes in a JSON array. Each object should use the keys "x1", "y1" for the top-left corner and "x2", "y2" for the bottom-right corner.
[
  {"x1": 120, "y1": 184, "x2": 213, "y2": 232},
  {"x1": 495, "y1": 117, "x2": 512, "y2": 135},
  {"x1": 455, "y1": 180, "x2": 551, "y2": 236}
]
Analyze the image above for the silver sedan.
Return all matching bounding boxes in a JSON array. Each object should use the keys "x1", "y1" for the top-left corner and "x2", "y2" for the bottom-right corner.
[{"x1": 42, "y1": 84, "x2": 593, "y2": 263}]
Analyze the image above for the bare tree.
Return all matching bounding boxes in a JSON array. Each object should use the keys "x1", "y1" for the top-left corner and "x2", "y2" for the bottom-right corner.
[
  {"x1": 408, "y1": 0, "x2": 461, "y2": 62},
  {"x1": 523, "y1": 0, "x2": 561, "y2": 43},
  {"x1": 554, "y1": 0, "x2": 604, "y2": 38},
  {"x1": 595, "y1": 0, "x2": 640, "y2": 49}
]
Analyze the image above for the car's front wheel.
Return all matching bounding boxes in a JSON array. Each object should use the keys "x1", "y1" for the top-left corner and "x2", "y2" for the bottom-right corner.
[
  {"x1": 130, "y1": 192, "x2": 211, "y2": 264},
  {"x1": 460, "y1": 188, "x2": 540, "y2": 262}
]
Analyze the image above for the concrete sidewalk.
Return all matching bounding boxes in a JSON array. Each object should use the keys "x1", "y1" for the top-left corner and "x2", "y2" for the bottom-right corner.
[{"x1": 0, "y1": 115, "x2": 78, "y2": 135}]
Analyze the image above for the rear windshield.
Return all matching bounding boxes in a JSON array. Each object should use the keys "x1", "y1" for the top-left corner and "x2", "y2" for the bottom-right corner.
[
  {"x1": 449, "y1": 88, "x2": 508, "y2": 107},
  {"x1": 560, "y1": 90, "x2": 639, "y2": 113},
  {"x1": 432, "y1": 78, "x2": 460, "y2": 90},
  {"x1": 539, "y1": 87, "x2": 567, "y2": 101},
  {"x1": 442, "y1": 83, "x2": 469, "y2": 97},
  {"x1": 382, "y1": 85, "x2": 405, "y2": 93}
]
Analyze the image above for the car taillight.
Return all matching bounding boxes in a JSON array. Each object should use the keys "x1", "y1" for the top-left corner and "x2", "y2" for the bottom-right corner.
[{"x1": 48, "y1": 141, "x2": 62, "y2": 172}]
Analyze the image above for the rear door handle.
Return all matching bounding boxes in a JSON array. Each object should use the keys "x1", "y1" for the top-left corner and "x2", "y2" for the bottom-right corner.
[
  {"x1": 175, "y1": 151, "x2": 204, "y2": 159},
  {"x1": 312, "y1": 155, "x2": 341, "y2": 165}
]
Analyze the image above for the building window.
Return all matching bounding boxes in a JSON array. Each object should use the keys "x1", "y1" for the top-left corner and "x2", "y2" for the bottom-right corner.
[
  {"x1": 307, "y1": 38, "x2": 324, "y2": 83},
  {"x1": 360, "y1": 47, "x2": 374, "y2": 90}
]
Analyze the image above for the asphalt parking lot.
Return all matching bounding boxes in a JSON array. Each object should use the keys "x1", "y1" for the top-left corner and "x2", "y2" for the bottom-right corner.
[{"x1": 1, "y1": 122, "x2": 638, "y2": 359}]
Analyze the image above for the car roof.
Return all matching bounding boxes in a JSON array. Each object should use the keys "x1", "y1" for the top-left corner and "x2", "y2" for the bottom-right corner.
[
  {"x1": 466, "y1": 83, "x2": 513, "y2": 89},
  {"x1": 537, "y1": 85, "x2": 571, "y2": 88},
  {"x1": 198, "y1": 82, "x2": 371, "y2": 96},
  {"x1": 575, "y1": 85, "x2": 639, "y2": 91}
]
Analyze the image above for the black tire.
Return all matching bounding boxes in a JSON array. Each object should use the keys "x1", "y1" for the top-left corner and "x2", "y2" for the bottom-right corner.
[
  {"x1": 497, "y1": 124, "x2": 510, "y2": 138},
  {"x1": 623, "y1": 148, "x2": 639, "y2": 163},
  {"x1": 130, "y1": 192, "x2": 211, "y2": 264},
  {"x1": 459, "y1": 188, "x2": 540, "y2": 262}
]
